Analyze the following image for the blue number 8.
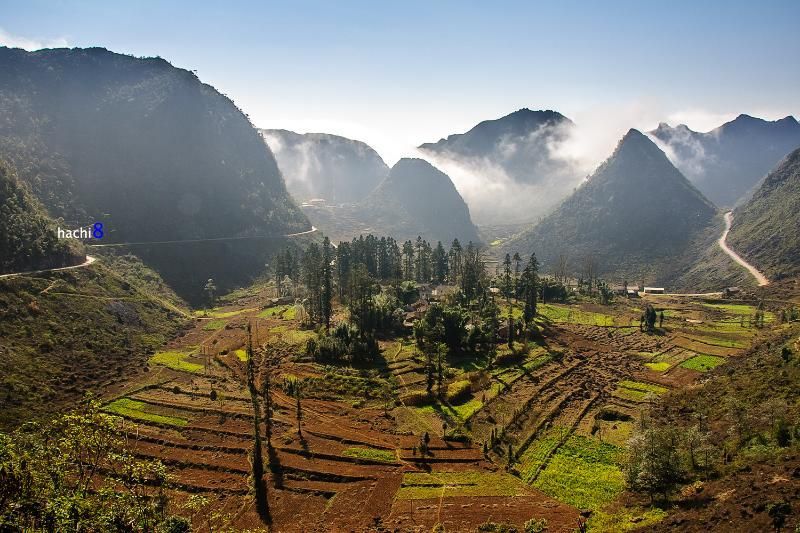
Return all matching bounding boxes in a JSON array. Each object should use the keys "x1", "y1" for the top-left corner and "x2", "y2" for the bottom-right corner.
[{"x1": 92, "y1": 222, "x2": 104, "y2": 239}]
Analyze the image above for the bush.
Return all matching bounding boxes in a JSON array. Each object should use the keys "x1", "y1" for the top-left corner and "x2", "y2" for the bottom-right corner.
[{"x1": 524, "y1": 518, "x2": 548, "y2": 533}]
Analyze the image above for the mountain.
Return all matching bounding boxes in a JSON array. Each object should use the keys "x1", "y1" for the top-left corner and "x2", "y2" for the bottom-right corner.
[
  {"x1": 0, "y1": 47, "x2": 309, "y2": 302},
  {"x1": 0, "y1": 160, "x2": 84, "y2": 274},
  {"x1": 366, "y1": 158, "x2": 480, "y2": 244},
  {"x1": 302, "y1": 158, "x2": 480, "y2": 245},
  {"x1": 726, "y1": 147, "x2": 800, "y2": 280},
  {"x1": 650, "y1": 114, "x2": 800, "y2": 207},
  {"x1": 261, "y1": 129, "x2": 389, "y2": 203},
  {"x1": 418, "y1": 108, "x2": 582, "y2": 224},
  {"x1": 500, "y1": 129, "x2": 717, "y2": 283}
]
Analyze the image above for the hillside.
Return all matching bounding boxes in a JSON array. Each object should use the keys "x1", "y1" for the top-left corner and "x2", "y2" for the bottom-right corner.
[
  {"x1": 0, "y1": 47, "x2": 309, "y2": 302},
  {"x1": 650, "y1": 114, "x2": 800, "y2": 207},
  {"x1": 0, "y1": 252, "x2": 189, "y2": 428},
  {"x1": 418, "y1": 108, "x2": 582, "y2": 224},
  {"x1": 301, "y1": 158, "x2": 479, "y2": 245},
  {"x1": 726, "y1": 147, "x2": 800, "y2": 280},
  {"x1": 261, "y1": 129, "x2": 389, "y2": 203},
  {"x1": 500, "y1": 129, "x2": 718, "y2": 284},
  {"x1": 0, "y1": 160, "x2": 84, "y2": 274}
]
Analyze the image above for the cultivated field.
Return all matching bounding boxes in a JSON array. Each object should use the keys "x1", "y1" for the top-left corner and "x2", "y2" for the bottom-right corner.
[{"x1": 102, "y1": 287, "x2": 771, "y2": 532}]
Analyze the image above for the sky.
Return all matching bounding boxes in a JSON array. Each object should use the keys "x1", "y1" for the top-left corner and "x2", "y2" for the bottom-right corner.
[{"x1": 1, "y1": 0, "x2": 799, "y2": 165}]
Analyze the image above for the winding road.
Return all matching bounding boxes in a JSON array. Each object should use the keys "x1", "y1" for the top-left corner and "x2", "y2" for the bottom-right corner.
[
  {"x1": 718, "y1": 211, "x2": 769, "y2": 286},
  {"x1": 0, "y1": 255, "x2": 97, "y2": 280},
  {"x1": 0, "y1": 226, "x2": 318, "y2": 279}
]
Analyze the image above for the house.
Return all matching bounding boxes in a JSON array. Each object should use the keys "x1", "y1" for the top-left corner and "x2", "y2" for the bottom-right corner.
[
  {"x1": 627, "y1": 289, "x2": 641, "y2": 298},
  {"x1": 723, "y1": 286, "x2": 742, "y2": 297},
  {"x1": 431, "y1": 284, "x2": 458, "y2": 300},
  {"x1": 642, "y1": 287, "x2": 665, "y2": 294}
]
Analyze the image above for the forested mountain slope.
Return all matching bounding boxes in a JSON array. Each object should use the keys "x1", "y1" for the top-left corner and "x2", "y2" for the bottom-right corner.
[
  {"x1": 0, "y1": 160, "x2": 84, "y2": 274},
  {"x1": 0, "y1": 47, "x2": 309, "y2": 301},
  {"x1": 500, "y1": 129, "x2": 717, "y2": 284},
  {"x1": 727, "y1": 147, "x2": 800, "y2": 280}
]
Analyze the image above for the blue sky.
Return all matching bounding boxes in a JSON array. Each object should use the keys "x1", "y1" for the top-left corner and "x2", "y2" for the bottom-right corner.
[{"x1": 1, "y1": 0, "x2": 798, "y2": 164}]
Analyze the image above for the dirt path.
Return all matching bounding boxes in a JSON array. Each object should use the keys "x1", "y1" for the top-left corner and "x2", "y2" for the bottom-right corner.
[
  {"x1": 0, "y1": 255, "x2": 97, "y2": 280},
  {"x1": 719, "y1": 211, "x2": 769, "y2": 286}
]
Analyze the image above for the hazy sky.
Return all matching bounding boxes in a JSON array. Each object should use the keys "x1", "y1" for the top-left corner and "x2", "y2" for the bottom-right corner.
[{"x1": 2, "y1": 0, "x2": 799, "y2": 165}]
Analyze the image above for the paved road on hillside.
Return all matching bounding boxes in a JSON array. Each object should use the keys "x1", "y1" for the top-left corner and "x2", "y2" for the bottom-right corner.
[
  {"x1": 0, "y1": 225, "x2": 318, "y2": 279},
  {"x1": 719, "y1": 211, "x2": 769, "y2": 286},
  {"x1": 0, "y1": 255, "x2": 97, "y2": 280}
]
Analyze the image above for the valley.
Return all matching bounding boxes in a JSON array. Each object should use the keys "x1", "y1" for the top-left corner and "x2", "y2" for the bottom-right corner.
[
  {"x1": 85, "y1": 272, "x2": 784, "y2": 531},
  {"x1": 1, "y1": 12, "x2": 799, "y2": 531}
]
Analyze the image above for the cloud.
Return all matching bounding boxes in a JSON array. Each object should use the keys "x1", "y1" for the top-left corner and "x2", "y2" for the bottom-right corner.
[{"x1": 0, "y1": 28, "x2": 68, "y2": 51}]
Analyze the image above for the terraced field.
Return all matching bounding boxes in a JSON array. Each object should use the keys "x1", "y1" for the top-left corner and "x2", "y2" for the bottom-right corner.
[{"x1": 101, "y1": 294, "x2": 770, "y2": 531}]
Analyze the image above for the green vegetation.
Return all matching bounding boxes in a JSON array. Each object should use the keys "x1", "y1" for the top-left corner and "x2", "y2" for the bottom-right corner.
[
  {"x1": 538, "y1": 304, "x2": 615, "y2": 326},
  {"x1": 517, "y1": 427, "x2": 564, "y2": 483},
  {"x1": 0, "y1": 255, "x2": 187, "y2": 428},
  {"x1": 645, "y1": 361, "x2": 671, "y2": 372},
  {"x1": 0, "y1": 401, "x2": 184, "y2": 530},
  {"x1": 149, "y1": 350, "x2": 203, "y2": 373},
  {"x1": 258, "y1": 304, "x2": 297, "y2": 319},
  {"x1": 727, "y1": 147, "x2": 800, "y2": 279},
  {"x1": 103, "y1": 398, "x2": 188, "y2": 427},
  {"x1": 342, "y1": 447, "x2": 396, "y2": 463},
  {"x1": 202, "y1": 319, "x2": 226, "y2": 331},
  {"x1": 680, "y1": 354, "x2": 725, "y2": 372},
  {"x1": 234, "y1": 349, "x2": 248, "y2": 362},
  {"x1": 0, "y1": 160, "x2": 84, "y2": 275},
  {"x1": 533, "y1": 434, "x2": 624, "y2": 510},
  {"x1": 197, "y1": 307, "x2": 255, "y2": 319},
  {"x1": 396, "y1": 471, "x2": 530, "y2": 499},
  {"x1": 613, "y1": 380, "x2": 668, "y2": 402}
]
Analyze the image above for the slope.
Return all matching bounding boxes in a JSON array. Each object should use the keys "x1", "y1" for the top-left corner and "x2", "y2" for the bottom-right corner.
[
  {"x1": 261, "y1": 129, "x2": 389, "y2": 203},
  {"x1": 0, "y1": 160, "x2": 84, "y2": 275},
  {"x1": 726, "y1": 147, "x2": 800, "y2": 280},
  {"x1": 650, "y1": 114, "x2": 800, "y2": 207},
  {"x1": 418, "y1": 108, "x2": 582, "y2": 224},
  {"x1": 500, "y1": 129, "x2": 717, "y2": 284},
  {"x1": 0, "y1": 47, "x2": 309, "y2": 302}
]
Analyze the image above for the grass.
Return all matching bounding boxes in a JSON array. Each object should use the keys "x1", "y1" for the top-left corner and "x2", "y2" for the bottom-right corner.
[
  {"x1": 258, "y1": 304, "x2": 297, "y2": 320},
  {"x1": 589, "y1": 506, "x2": 667, "y2": 532},
  {"x1": 613, "y1": 380, "x2": 667, "y2": 402},
  {"x1": 644, "y1": 361, "x2": 670, "y2": 372},
  {"x1": 682, "y1": 332, "x2": 748, "y2": 349},
  {"x1": 342, "y1": 447, "x2": 396, "y2": 463},
  {"x1": 538, "y1": 304, "x2": 615, "y2": 326},
  {"x1": 396, "y1": 471, "x2": 530, "y2": 499},
  {"x1": 517, "y1": 427, "x2": 564, "y2": 483},
  {"x1": 149, "y1": 350, "x2": 203, "y2": 373},
  {"x1": 195, "y1": 307, "x2": 255, "y2": 319},
  {"x1": 202, "y1": 319, "x2": 226, "y2": 331},
  {"x1": 532, "y1": 434, "x2": 624, "y2": 510},
  {"x1": 269, "y1": 325, "x2": 315, "y2": 345},
  {"x1": 103, "y1": 398, "x2": 188, "y2": 427},
  {"x1": 680, "y1": 354, "x2": 726, "y2": 372}
]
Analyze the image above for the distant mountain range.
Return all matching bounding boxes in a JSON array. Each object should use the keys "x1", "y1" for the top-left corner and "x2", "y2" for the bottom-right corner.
[
  {"x1": 500, "y1": 129, "x2": 717, "y2": 284},
  {"x1": 650, "y1": 114, "x2": 800, "y2": 207},
  {"x1": 301, "y1": 158, "x2": 480, "y2": 245},
  {"x1": 417, "y1": 108, "x2": 584, "y2": 225},
  {"x1": 0, "y1": 47, "x2": 309, "y2": 301},
  {"x1": 727, "y1": 146, "x2": 800, "y2": 280},
  {"x1": 261, "y1": 129, "x2": 389, "y2": 203}
]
